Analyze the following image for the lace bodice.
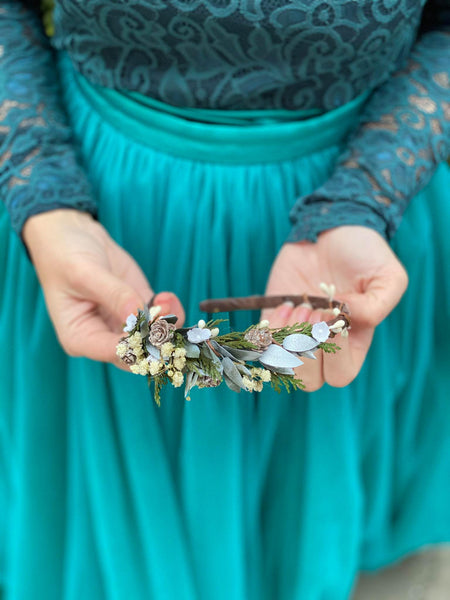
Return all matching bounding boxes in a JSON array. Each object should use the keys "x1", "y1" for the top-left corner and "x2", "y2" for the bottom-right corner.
[
  {"x1": 0, "y1": 1, "x2": 449, "y2": 241},
  {"x1": 51, "y1": 0, "x2": 425, "y2": 112}
]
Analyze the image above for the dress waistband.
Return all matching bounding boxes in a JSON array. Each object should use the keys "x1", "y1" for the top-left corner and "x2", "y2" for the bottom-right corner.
[{"x1": 67, "y1": 55, "x2": 369, "y2": 165}]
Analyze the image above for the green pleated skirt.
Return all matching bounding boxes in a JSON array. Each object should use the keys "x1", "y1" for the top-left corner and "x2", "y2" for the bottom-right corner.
[{"x1": 1, "y1": 56, "x2": 450, "y2": 600}]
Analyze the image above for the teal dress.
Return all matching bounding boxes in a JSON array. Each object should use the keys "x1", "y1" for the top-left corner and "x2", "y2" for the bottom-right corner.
[{"x1": 1, "y1": 2, "x2": 450, "y2": 599}]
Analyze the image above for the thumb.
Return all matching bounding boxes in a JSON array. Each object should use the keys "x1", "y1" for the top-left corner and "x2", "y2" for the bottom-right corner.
[
  {"x1": 153, "y1": 291, "x2": 186, "y2": 326},
  {"x1": 342, "y1": 269, "x2": 408, "y2": 327},
  {"x1": 79, "y1": 265, "x2": 148, "y2": 324}
]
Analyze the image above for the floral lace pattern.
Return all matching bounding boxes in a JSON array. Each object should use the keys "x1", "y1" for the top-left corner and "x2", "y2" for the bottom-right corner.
[
  {"x1": 0, "y1": 2, "x2": 96, "y2": 237},
  {"x1": 0, "y1": 0, "x2": 449, "y2": 241},
  {"x1": 289, "y1": 30, "x2": 450, "y2": 242},
  {"x1": 52, "y1": 0, "x2": 425, "y2": 111}
]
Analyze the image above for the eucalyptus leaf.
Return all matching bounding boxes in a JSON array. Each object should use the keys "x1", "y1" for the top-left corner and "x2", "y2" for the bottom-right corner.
[
  {"x1": 201, "y1": 344, "x2": 223, "y2": 371},
  {"x1": 235, "y1": 363, "x2": 252, "y2": 377},
  {"x1": 282, "y1": 334, "x2": 319, "y2": 353},
  {"x1": 259, "y1": 344, "x2": 303, "y2": 369},
  {"x1": 184, "y1": 372, "x2": 198, "y2": 398},
  {"x1": 301, "y1": 350, "x2": 317, "y2": 360},
  {"x1": 268, "y1": 366, "x2": 296, "y2": 376},
  {"x1": 222, "y1": 346, "x2": 262, "y2": 361},
  {"x1": 185, "y1": 343, "x2": 200, "y2": 359},
  {"x1": 223, "y1": 373, "x2": 242, "y2": 393},
  {"x1": 139, "y1": 319, "x2": 149, "y2": 338},
  {"x1": 222, "y1": 357, "x2": 246, "y2": 389},
  {"x1": 160, "y1": 314, "x2": 178, "y2": 324},
  {"x1": 146, "y1": 344, "x2": 161, "y2": 360},
  {"x1": 210, "y1": 341, "x2": 237, "y2": 361}
]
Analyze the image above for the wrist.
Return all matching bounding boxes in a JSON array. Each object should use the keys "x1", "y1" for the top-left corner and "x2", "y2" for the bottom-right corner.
[{"x1": 23, "y1": 208, "x2": 95, "y2": 246}]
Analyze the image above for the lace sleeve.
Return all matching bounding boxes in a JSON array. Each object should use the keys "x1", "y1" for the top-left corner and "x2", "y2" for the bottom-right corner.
[
  {"x1": 0, "y1": 1, "x2": 97, "y2": 237},
  {"x1": 288, "y1": 5, "x2": 450, "y2": 243}
]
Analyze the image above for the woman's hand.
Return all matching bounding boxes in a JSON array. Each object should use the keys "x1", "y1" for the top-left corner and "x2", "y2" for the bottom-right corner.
[
  {"x1": 23, "y1": 209, "x2": 185, "y2": 368},
  {"x1": 263, "y1": 226, "x2": 408, "y2": 391}
]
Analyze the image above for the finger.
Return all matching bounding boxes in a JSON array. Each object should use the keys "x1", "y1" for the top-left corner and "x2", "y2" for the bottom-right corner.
[
  {"x1": 71, "y1": 264, "x2": 150, "y2": 324},
  {"x1": 322, "y1": 323, "x2": 354, "y2": 387},
  {"x1": 342, "y1": 268, "x2": 408, "y2": 327},
  {"x1": 323, "y1": 321, "x2": 375, "y2": 388},
  {"x1": 153, "y1": 291, "x2": 185, "y2": 326},
  {"x1": 292, "y1": 307, "x2": 324, "y2": 392},
  {"x1": 54, "y1": 301, "x2": 131, "y2": 367},
  {"x1": 263, "y1": 301, "x2": 295, "y2": 328}
]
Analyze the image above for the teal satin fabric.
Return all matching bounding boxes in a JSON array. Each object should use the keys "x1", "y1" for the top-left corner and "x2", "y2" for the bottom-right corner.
[
  {"x1": 73, "y1": 61, "x2": 369, "y2": 163},
  {"x1": 1, "y1": 56, "x2": 449, "y2": 600}
]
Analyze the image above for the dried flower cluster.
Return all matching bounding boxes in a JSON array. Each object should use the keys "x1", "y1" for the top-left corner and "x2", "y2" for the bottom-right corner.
[{"x1": 117, "y1": 306, "x2": 347, "y2": 405}]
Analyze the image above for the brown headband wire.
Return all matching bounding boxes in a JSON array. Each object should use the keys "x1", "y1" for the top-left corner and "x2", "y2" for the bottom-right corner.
[{"x1": 149, "y1": 294, "x2": 351, "y2": 331}]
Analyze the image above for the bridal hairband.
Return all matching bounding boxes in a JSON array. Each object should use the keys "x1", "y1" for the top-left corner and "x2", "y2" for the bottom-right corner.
[{"x1": 117, "y1": 287, "x2": 350, "y2": 404}]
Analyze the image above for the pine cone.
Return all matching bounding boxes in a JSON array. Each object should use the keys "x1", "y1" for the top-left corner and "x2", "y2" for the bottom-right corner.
[{"x1": 244, "y1": 327, "x2": 273, "y2": 350}]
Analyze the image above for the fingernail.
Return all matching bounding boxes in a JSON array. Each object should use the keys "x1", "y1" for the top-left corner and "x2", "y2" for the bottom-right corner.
[
  {"x1": 278, "y1": 301, "x2": 294, "y2": 320},
  {"x1": 158, "y1": 303, "x2": 171, "y2": 316}
]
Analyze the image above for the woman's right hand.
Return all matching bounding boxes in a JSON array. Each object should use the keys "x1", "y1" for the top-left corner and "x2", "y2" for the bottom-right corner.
[{"x1": 23, "y1": 209, "x2": 185, "y2": 368}]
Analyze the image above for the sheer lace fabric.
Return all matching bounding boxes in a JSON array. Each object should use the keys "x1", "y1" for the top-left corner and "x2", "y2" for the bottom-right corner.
[
  {"x1": 0, "y1": 1, "x2": 449, "y2": 240},
  {"x1": 289, "y1": 29, "x2": 450, "y2": 241},
  {"x1": 0, "y1": 2, "x2": 96, "y2": 236},
  {"x1": 51, "y1": 0, "x2": 425, "y2": 112}
]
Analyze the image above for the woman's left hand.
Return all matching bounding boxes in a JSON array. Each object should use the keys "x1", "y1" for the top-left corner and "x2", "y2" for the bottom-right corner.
[{"x1": 262, "y1": 226, "x2": 408, "y2": 391}]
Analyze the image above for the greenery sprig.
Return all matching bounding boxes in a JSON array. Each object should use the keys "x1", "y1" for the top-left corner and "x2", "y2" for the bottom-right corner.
[{"x1": 116, "y1": 306, "x2": 349, "y2": 405}]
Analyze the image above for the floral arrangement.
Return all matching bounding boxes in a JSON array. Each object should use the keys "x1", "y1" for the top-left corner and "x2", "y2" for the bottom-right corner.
[{"x1": 116, "y1": 302, "x2": 350, "y2": 405}]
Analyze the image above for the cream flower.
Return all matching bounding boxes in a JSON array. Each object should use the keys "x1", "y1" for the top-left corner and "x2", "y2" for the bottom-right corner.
[
  {"x1": 160, "y1": 342, "x2": 175, "y2": 358},
  {"x1": 130, "y1": 359, "x2": 150, "y2": 376},
  {"x1": 127, "y1": 332, "x2": 144, "y2": 358},
  {"x1": 149, "y1": 305, "x2": 162, "y2": 320},
  {"x1": 251, "y1": 367, "x2": 271, "y2": 382},
  {"x1": 253, "y1": 380, "x2": 264, "y2": 392},
  {"x1": 148, "y1": 360, "x2": 164, "y2": 376},
  {"x1": 116, "y1": 342, "x2": 128, "y2": 358},
  {"x1": 172, "y1": 371, "x2": 184, "y2": 388},
  {"x1": 173, "y1": 357, "x2": 186, "y2": 371},
  {"x1": 242, "y1": 376, "x2": 255, "y2": 392}
]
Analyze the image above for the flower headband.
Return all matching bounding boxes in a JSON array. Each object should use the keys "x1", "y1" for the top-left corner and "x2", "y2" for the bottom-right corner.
[{"x1": 117, "y1": 286, "x2": 350, "y2": 405}]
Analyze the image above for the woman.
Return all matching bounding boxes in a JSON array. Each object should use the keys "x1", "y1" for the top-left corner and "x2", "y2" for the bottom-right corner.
[{"x1": 0, "y1": 1, "x2": 449, "y2": 598}]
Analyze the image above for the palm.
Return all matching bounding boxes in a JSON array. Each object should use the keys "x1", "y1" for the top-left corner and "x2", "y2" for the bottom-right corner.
[
  {"x1": 26, "y1": 210, "x2": 183, "y2": 366},
  {"x1": 265, "y1": 226, "x2": 408, "y2": 387}
]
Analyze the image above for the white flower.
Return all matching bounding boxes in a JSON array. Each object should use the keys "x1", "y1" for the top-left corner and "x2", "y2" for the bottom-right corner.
[
  {"x1": 311, "y1": 322, "x2": 330, "y2": 342},
  {"x1": 210, "y1": 327, "x2": 220, "y2": 338},
  {"x1": 174, "y1": 348, "x2": 187, "y2": 358},
  {"x1": 149, "y1": 305, "x2": 162, "y2": 320},
  {"x1": 187, "y1": 328, "x2": 211, "y2": 344},
  {"x1": 197, "y1": 319, "x2": 206, "y2": 329},
  {"x1": 329, "y1": 319, "x2": 346, "y2": 334},
  {"x1": 257, "y1": 319, "x2": 270, "y2": 329},
  {"x1": 319, "y1": 282, "x2": 336, "y2": 300},
  {"x1": 123, "y1": 313, "x2": 137, "y2": 332}
]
